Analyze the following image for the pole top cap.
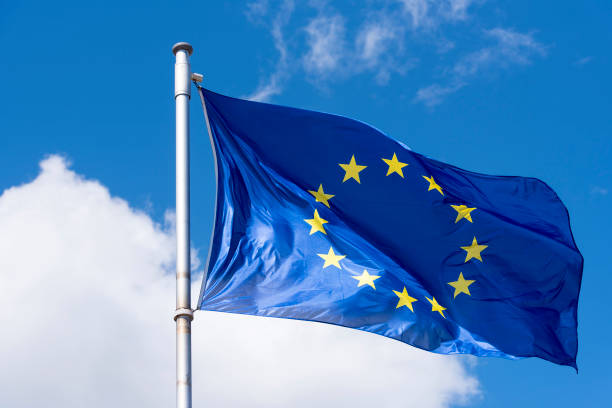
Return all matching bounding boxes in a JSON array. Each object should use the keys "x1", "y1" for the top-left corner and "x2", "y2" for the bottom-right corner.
[{"x1": 172, "y1": 42, "x2": 193, "y2": 56}]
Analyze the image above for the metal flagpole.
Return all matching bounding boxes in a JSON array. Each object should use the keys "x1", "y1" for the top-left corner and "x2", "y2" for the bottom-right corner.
[{"x1": 172, "y1": 41, "x2": 194, "y2": 408}]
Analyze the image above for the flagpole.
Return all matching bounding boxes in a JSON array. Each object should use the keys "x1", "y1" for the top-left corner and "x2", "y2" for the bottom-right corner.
[{"x1": 172, "y1": 41, "x2": 194, "y2": 408}]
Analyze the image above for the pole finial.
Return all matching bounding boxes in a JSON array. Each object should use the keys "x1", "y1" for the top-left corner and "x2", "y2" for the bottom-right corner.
[{"x1": 172, "y1": 42, "x2": 193, "y2": 56}]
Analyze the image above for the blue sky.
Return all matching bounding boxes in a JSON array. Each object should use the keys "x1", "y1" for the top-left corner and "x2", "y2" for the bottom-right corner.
[{"x1": 1, "y1": 1, "x2": 610, "y2": 407}]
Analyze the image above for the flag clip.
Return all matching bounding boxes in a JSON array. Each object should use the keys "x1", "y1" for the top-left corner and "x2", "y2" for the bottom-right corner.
[{"x1": 191, "y1": 73, "x2": 204, "y2": 83}]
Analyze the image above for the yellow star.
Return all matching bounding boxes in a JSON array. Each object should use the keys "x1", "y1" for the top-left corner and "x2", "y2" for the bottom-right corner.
[
  {"x1": 393, "y1": 287, "x2": 417, "y2": 312},
  {"x1": 450, "y1": 204, "x2": 476, "y2": 223},
  {"x1": 422, "y1": 175, "x2": 444, "y2": 195},
  {"x1": 317, "y1": 247, "x2": 346, "y2": 269},
  {"x1": 351, "y1": 270, "x2": 381, "y2": 290},
  {"x1": 382, "y1": 153, "x2": 409, "y2": 177},
  {"x1": 448, "y1": 272, "x2": 475, "y2": 298},
  {"x1": 426, "y1": 296, "x2": 447, "y2": 318},
  {"x1": 304, "y1": 209, "x2": 328, "y2": 235},
  {"x1": 461, "y1": 237, "x2": 488, "y2": 262},
  {"x1": 339, "y1": 155, "x2": 367, "y2": 183},
  {"x1": 308, "y1": 184, "x2": 335, "y2": 208}
]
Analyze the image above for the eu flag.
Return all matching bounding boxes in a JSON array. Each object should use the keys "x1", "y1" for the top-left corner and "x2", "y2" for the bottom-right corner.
[{"x1": 197, "y1": 88, "x2": 583, "y2": 367}]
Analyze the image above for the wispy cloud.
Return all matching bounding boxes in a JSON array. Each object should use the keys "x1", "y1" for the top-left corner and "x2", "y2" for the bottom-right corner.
[
  {"x1": 244, "y1": 1, "x2": 485, "y2": 100},
  {"x1": 355, "y1": 14, "x2": 414, "y2": 84},
  {"x1": 574, "y1": 56, "x2": 593, "y2": 66},
  {"x1": 357, "y1": 23, "x2": 397, "y2": 64},
  {"x1": 414, "y1": 82, "x2": 465, "y2": 107},
  {"x1": 399, "y1": 0, "x2": 430, "y2": 28},
  {"x1": 301, "y1": 9, "x2": 415, "y2": 85},
  {"x1": 246, "y1": 0, "x2": 269, "y2": 20},
  {"x1": 415, "y1": 27, "x2": 546, "y2": 107},
  {"x1": 453, "y1": 28, "x2": 546, "y2": 76},
  {"x1": 303, "y1": 14, "x2": 346, "y2": 78},
  {"x1": 245, "y1": 0, "x2": 295, "y2": 102},
  {"x1": 244, "y1": 1, "x2": 545, "y2": 107},
  {"x1": 399, "y1": 0, "x2": 478, "y2": 29},
  {"x1": 591, "y1": 185, "x2": 608, "y2": 196}
]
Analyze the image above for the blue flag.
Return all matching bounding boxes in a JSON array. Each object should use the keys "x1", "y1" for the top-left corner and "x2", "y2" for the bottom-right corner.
[{"x1": 197, "y1": 88, "x2": 582, "y2": 368}]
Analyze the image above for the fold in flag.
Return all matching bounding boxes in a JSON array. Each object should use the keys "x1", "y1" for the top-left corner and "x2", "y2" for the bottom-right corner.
[{"x1": 197, "y1": 88, "x2": 583, "y2": 368}]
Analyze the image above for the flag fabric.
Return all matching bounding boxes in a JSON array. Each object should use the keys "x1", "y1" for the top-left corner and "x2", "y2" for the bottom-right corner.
[{"x1": 197, "y1": 88, "x2": 583, "y2": 367}]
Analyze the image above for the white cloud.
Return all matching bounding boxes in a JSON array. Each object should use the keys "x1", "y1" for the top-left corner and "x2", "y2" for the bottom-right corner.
[
  {"x1": 574, "y1": 56, "x2": 593, "y2": 66},
  {"x1": 400, "y1": 0, "x2": 431, "y2": 28},
  {"x1": 416, "y1": 27, "x2": 546, "y2": 106},
  {"x1": 198, "y1": 312, "x2": 480, "y2": 407},
  {"x1": 399, "y1": 0, "x2": 478, "y2": 29},
  {"x1": 247, "y1": 80, "x2": 283, "y2": 103},
  {"x1": 246, "y1": 0, "x2": 294, "y2": 102},
  {"x1": 355, "y1": 18, "x2": 412, "y2": 84},
  {"x1": 357, "y1": 24, "x2": 397, "y2": 64},
  {"x1": 303, "y1": 14, "x2": 346, "y2": 77},
  {"x1": 486, "y1": 28, "x2": 546, "y2": 62},
  {"x1": 445, "y1": 0, "x2": 477, "y2": 20},
  {"x1": 301, "y1": 0, "x2": 479, "y2": 83},
  {"x1": 0, "y1": 156, "x2": 176, "y2": 407},
  {"x1": 246, "y1": 0, "x2": 270, "y2": 21},
  {"x1": 245, "y1": 1, "x2": 488, "y2": 99},
  {"x1": 0, "y1": 155, "x2": 481, "y2": 407},
  {"x1": 414, "y1": 82, "x2": 465, "y2": 107},
  {"x1": 303, "y1": 8, "x2": 415, "y2": 86},
  {"x1": 453, "y1": 28, "x2": 546, "y2": 76},
  {"x1": 590, "y1": 185, "x2": 608, "y2": 196}
]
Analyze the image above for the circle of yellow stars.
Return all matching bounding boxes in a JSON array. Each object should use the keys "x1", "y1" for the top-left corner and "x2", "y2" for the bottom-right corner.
[{"x1": 302, "y1": 152, "x2": 488, "y2": 320}]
